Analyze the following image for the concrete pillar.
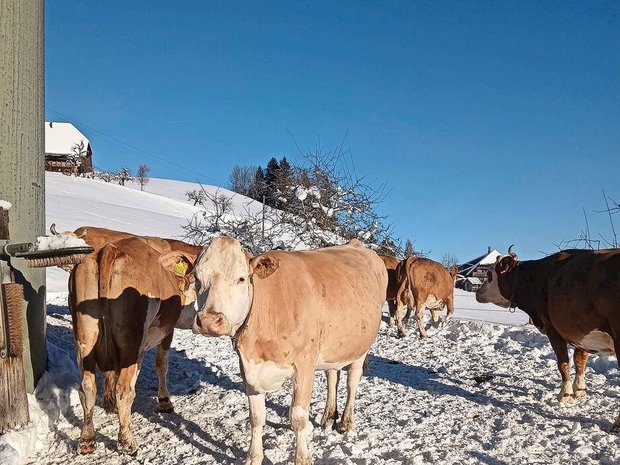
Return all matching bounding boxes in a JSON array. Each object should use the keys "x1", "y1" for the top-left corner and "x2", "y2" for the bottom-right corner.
[{"x1": 0, "y1": 0, "x2": 46, "y2": 392}]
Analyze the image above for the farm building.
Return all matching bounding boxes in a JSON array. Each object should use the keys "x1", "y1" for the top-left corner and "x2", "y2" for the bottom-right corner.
[
  {"x1": 44, "y1": 121, "x2": 93, "y2": 175},
  {"x1": 456, "y1": 247, "x2": 501, "y2": 291}
]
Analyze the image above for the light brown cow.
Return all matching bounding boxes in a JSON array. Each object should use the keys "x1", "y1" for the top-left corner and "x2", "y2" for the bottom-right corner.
[
  {"x1": 476, "y1": 246, "x2": 620, "y2": 427},
  {"x1": 67, "y1": 227, "x2": 200, "y2": 454},
  {"x1": 377, "y1": 253, "x2": 400, "y2": 325},
  {"x1": 394, "y1": 257, "x2": 456, "y2": 338},
  {"x1": 188, "y1": 237, "x2": 387, "y2": 465}
]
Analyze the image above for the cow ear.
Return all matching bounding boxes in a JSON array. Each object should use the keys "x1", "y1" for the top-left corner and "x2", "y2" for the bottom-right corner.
[
  {"x1": 249, "y1": 255, "x2": 279, "y2": 280},
  {"x1": 498, "y1": 256, "x2": 516, "y2": 274},
  {"x1": 160, "y1": 251, "x2": 196, "y2": 281}
]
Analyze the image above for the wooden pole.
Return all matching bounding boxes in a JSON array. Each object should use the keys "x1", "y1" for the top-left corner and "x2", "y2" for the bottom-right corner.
[{"x1": 0, "y1": 0, "x2": 46, "y2": 394}]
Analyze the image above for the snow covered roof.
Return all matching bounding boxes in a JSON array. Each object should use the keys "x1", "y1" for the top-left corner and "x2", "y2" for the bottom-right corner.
[
  {"x1": 45, "y1": 122, "x2": 90, "y2": 156},
  {"x1": 465, "y1": 277, "x2": 482, "y2": 285},
  {"x1": 458, "y1": 249, "x2": 501, "y2": 277}
]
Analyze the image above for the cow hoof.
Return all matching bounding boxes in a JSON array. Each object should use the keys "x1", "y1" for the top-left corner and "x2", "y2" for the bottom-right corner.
[
  {"x1": 158, "y1": 397, "x2": 174, "y2": 413},
  {"x1": 320, "y1": 413, "x2": 337, "y2": 430},
  {"x1": 295, "y1": 455, "x2": 312, "y2": 465},
  {"x1": 118, "y1": 437, "x2": 138, "y2": 456},
  {"x1": 336, "y1": 418, "x2": 355, "y2": 433},
  {"x1": 397, "y1": 331, "x2": 406, "y2": 339},
  {"x1": 574, "y1": 389, "x2": 587, "y2": 398},
  {"x1": 78, "y1": 439, "x2": 96, "y2": 455},
  {"x1": 245, "y1": 454, "x2": 264, "y2": 465},
  {"x1": 559, "y1": 393, "x2": 574, "y2": 404}
]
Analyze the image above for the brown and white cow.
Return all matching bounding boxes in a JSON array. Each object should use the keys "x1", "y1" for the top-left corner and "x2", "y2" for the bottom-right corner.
[
  {"x1": 190, "y1": 237, "x2": 387, "y2": 465},
  {"x1": 476, "y1": 246, "x2": 620, "y2": 427},
  {"x1": 377, "y1": 253, "x2": 401, "y2": 325},
  {"x1": 67, "y1": 227, "x2": 201, "y2": 454},
  {"x1": 394, "y1": 257, "x2": 456, "y2": 338}
]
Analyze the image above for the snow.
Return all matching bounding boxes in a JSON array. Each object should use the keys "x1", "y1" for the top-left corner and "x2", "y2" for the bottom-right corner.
[
  {"x1": 0, "y1": 200, "x2": 12, "y2": 210},
  {"x1": 2, "y1": 172, "x2": 619, "y2": 464},
  {"x1": 45, "y1": 122, "x2": 90, "y2": 156},
  {"x1": 35, "y1": 235, "x2": 87, "y2": 251}
]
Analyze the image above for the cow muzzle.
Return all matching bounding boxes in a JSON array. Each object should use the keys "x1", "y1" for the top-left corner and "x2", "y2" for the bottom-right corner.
[{"x1": 193, "y1": 311, "x2": 232, "y2": 336}]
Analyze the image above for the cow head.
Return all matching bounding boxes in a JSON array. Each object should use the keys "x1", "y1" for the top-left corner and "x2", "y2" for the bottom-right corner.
[
  {"x1": 476, "y1": 245, "x2": 518, "y2": 307},
  {"x1": 192, "y1": 236, "x2": 279, "y2": 337}
]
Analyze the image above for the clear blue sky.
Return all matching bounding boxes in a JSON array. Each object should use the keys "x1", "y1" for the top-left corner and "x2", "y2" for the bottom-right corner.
[{"x1": 45, "y1": 1, "x2": 620, "y2": 262}]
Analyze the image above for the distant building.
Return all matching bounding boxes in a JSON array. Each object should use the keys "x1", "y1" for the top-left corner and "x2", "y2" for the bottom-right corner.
[
  {"x1": 44, "y1": 122, "x2": 93, "y2": 175},
  {"x1": 456, "y1": 247, "x2": 501, "y2": 292}
]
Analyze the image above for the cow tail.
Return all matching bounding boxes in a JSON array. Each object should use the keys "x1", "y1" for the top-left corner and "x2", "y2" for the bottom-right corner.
[
  {"x1": 362, "y1": 353, "x2": 370, "y2": 375},
  {"x1": 98, "y1": 244, "x2": 120, "y2": 371}
]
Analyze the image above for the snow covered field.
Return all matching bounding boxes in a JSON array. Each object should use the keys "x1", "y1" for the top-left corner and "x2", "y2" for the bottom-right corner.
[{"x1": 2, "y1": 173, "x2": 620, "y2": 464}]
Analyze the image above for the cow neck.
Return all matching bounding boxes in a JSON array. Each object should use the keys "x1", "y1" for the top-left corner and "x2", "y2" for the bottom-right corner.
[
  {"x1": 232, "y1": 278, "x2": 256, "y2": 347},
  {"x1": 508, "y1": 263, "x2": 520, "y2": 313}
]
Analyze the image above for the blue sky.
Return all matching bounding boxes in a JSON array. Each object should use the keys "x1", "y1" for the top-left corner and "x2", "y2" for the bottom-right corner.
[{"x1": 45, "y1": 1, "x2": 620, "y2": 261}]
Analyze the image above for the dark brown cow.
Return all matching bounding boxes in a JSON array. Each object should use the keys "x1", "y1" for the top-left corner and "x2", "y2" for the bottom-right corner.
[
  {"x1": 66, "y1": 227, "x2": 201, "y2": 454},
  {"x1": 394, "y1": 257, "x2": 456, "y2": 338},
  {"x1": 377, "y1": 253, "x2": 401, "y2": 325},
  {"x1": 476, "y1": 246, "x2": 620, "y2": 427}
]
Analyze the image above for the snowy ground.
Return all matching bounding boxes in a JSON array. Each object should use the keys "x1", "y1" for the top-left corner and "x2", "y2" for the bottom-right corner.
[{"x1": 2, "y1": 173, "x2": 620, "y2": 464}]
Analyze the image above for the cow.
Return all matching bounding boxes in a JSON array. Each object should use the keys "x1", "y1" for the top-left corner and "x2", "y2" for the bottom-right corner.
[
  {"x1": 377, "y1": 253, "x2": 401, "y2": 325},
  {"x1": 65, "y1": 227, "x2": 201, "y2": 454},
  {"x1": 188, "y1": 237, "x2": 387, "y2": 465},
  {"x1": 476, "y1": 246, "x2": 620, "y2": 428},
  {"x1": 394, "y1": 257, "x2": 457, "y2": 338}
]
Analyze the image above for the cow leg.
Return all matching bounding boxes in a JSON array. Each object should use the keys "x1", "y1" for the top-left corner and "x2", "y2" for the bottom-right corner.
[
  {"x1": 415, "y1": 301, "x2": 428, "y2": 338},
  {"x1": 573, "y1": 348, "x2": 589, "y2": 398},
  {"x1": 547, "y1": 330, "x2": 573, "y2": 403},
  {"x1": 155, "y1": 332, "x2": 174, "y2": 413},
  {"x1": 430, "y1": 308, "x2": 441, "y2": 329},
  {"x1": 75, "y1": 314, "x2": 100, "y2": 454},
  {"x1": 102, "y1": 370, "x2": 117, "y2": 413},
  {"x1": 245, "y1": 390, "x2": 266, "y2": 465},
  {"x1": 116, "y1": 361, "x2": 140, "y2": 455},
  {"x1": 395, "y1": 305, "x2": 406, "y2": 338},
  {"x1": 320, "y1": 369, "x2": 340, "y2": 429},
  {"x1": 290, "y1": 366, "x2": 315, "y2": 465},
  {"x1": 337, "y1": 353, "x2": 366, "y2": 433},
  {"x1": 387, "y1": 299, "x2": 397, "y2": 326},
  {"x1": 444, "y1": 297, "x2": 455, "y2": 324},
  {"x1": 77, "y1": 347, "x2": 98, "y2": 454}
]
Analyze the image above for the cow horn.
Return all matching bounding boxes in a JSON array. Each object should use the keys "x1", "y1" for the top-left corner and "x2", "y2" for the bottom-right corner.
[
  {"x1": 50, "y1": 223, "x2": 58, "y2": 235},
  {"x1": 78, "y1": 228, "x2": 88, "y2": 239},
  {"x1": 507, "y1": 244, "x2": 517, "y2": 259}
]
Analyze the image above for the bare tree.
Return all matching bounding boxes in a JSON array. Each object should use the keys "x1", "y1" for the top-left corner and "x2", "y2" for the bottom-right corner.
[
  {"x1": 69, "y1": 140, "x2": 87, "y2": 176},
  {"x1": 117, "y1": 167, "x2": 133, "y2": 186},
  {"x1": 136, "y1": 164, "x2": 151, "y2": 191},
  {"x1": 403, "y1": 239, "x2": 416, "y2": 257},
  {"x1": 441, "y1": 253, "x2": 459, "y2": 268},
  {"x1": 229, "y1": 165, "x2": 258, "y2": 196}
]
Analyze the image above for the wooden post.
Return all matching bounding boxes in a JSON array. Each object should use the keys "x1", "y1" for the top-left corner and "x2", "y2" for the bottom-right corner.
[{"x1": 0, "y1": 0, "x2": 46, "y2": 395}]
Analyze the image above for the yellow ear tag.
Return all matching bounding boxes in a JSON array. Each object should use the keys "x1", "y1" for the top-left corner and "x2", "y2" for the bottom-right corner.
[{"x1": 174, "y1": 258, "x2": 188, "y2": 277}]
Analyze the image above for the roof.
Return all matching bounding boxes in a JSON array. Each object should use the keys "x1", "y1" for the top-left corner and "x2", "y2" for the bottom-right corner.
[
  {"x1": 458, "y1": 249, "x2": 501, "y2": 277},
  {"x1": 465, "y1": 277, "x2": 482, "y2": 285},
  {"x1": 45, "y1": 122, "x2": 90, "y2": 156}
]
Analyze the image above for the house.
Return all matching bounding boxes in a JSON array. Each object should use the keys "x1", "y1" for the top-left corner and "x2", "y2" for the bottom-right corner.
[
  {"x1": 456, "y1": 247, "x2": 501, "y2": 292},
  {"x1": 44, "y1": 122, "x2": 93, "y2": 175}
]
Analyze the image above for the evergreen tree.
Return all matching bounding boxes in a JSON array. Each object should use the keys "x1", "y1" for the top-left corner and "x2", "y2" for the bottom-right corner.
[{"x1": 249, "y1": 167, "x2": 267, "y2": 201}]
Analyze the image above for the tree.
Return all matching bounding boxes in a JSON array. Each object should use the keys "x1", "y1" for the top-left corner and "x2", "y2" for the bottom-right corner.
[
  {"x1": 249, "y1": 167, "x2": 267, "y2": 201},
  {"x1": 404, "y1": 239, "x2": 416, "y2": 257},
  {"x1": 117, "y1": 167, "x2": 133, "y2": 186},
  {"x1": 228, "y1": 165, "x2": 257, "y2": 196},
  {"x1": 69, "y1": 140, "x2": 87, "y2": 176},
  {"x1": 136, "y1": 164, "x2": 150, "y2": 191},
  {"x1": 441, "y1": 253, "x2": 459, "y2": 269}
]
